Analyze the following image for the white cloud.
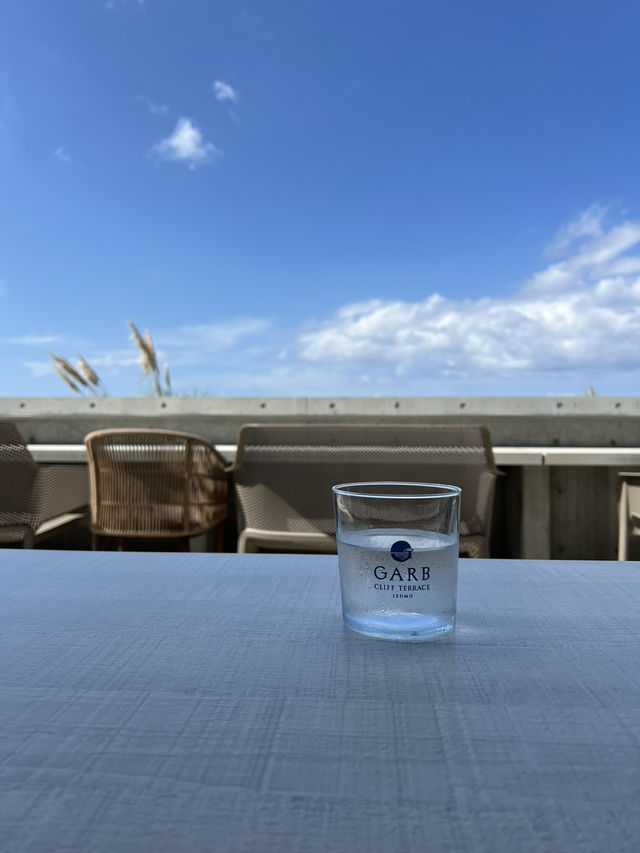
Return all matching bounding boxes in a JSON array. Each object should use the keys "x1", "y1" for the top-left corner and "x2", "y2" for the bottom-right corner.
[
  {"x1": 105, "y1": 0, "x2": 144, "y2": 10},
  {"x1": 53, "y1": 146, "x2": 70, "y2": 163},
  {"x1": 156, "y1": 319, "x2": 271, "y2": 363},
  {"x1": 7, "y1": 334, "x2": 65, "y2": 346},
  {"x1": 297, "y1": 208, "x2": 640, "y2": 385},
  {"x1": 213, "y1": 80, "x2": 239, "y2": 103},
  {"x1": 241, "y1": 12, "x2": 261, "y2": 26},
  {"x1": 20, "y1": 318, "x2": 272, "y2": 390},
  {"x1": 137, "y1": 96, "x2": 169, "y2": 116},
  {"x1": 14, "y1": 208, "x2": 640, "y2": 398},
  {"x1": 20, "y1": 346, "x2": 134, "y2": 384},
  {"x1": 172, "y1": 362, "x2": 358, "y2": 397},
  {"x1": 89, "y1": 349, "x2": 141, "y2": 369},
  {"x1": 525, "y1": 220, "x2": 640, "y2": 294},
  {"x1": 23, "y1": 360, "x2": 56, "y2": 379},
  {"x1": 152, "y1": 117, "x2": 221, "y2": 169},
  {"x1": 545, "y1": 203, "x2": 607, "y2": 256}
]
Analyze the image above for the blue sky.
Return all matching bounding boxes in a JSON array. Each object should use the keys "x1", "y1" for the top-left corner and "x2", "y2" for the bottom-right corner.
[{"x1": 2, "y1": 0, "x2": 640, "y2": 397}]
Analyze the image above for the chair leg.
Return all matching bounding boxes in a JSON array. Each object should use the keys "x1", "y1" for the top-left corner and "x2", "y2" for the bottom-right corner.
[
  {"x1": 214, "y1": 523, "x2": 225, "y2": 553},
  {"x1": 618, "y1": 482, "x2": 628, "y2": 561},
  {"x1": 237, "y1": 530, "x2": 252, "y2": 553}
]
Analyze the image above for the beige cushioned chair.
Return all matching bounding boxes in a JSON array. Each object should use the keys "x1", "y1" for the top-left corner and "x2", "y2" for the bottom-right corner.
[
  {"x1": 232, "y1": 423, "x2": 499, "y2": 557},
  {"x1": 84, "y1": 429, "x2": 228, "y2": 550},
  {"x1": 0, "y1": 421, "x2": 88, "y2": 548},
  {"x1": 618, "y1": 472, "x2": 640, "y2": 560}
]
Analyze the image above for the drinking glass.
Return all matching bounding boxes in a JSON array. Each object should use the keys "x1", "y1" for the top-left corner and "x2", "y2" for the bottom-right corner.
[{"x1": 332, "y1": 482, "x2": 460, "y2": 641}]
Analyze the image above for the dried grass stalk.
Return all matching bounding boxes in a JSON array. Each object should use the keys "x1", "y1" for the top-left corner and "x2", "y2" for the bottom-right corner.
[
  {"x1": 49, "y1": 352, "x2": 89, "y2": 387},
  {"x1": 53, "y1": 363, "x2": 82, "y2": 394},
  {"x1": 128, "y1": 320, "x2": 151, "y2": 376},
  {"x1": 143, "y1": 329, "x2": 159, "y2": 374},
  {"x1": 76, "y1": 356, "x2": 100, "y2": 387}
]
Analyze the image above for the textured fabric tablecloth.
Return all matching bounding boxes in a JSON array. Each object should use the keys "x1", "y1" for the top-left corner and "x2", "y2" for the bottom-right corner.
[{"x1": 1, "y1": 551, "x2": 639, "y2": 852}]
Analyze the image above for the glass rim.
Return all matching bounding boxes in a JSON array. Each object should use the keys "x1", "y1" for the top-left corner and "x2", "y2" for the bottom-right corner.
[{"x1": 332, "y1": 481, "x2": 461, "y2": 499}]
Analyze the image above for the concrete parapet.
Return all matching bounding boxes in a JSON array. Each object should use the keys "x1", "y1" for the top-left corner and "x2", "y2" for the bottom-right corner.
[{"x1": 2, "y1": 395, "x2": 640, "y2": 446}]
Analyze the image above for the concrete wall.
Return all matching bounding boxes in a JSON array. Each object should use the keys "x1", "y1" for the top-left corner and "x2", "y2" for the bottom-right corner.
[{"x1": 2, "y1": 395, "x2": 640, "y2": 444}]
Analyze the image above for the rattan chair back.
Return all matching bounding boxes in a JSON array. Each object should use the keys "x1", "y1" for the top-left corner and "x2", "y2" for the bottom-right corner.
[
  {"x1": 233, "y1": 423, "x2": 499, "y2": 557},
  {"x1": 84, "y1": 429, "x2": 228, "y2": 541}
]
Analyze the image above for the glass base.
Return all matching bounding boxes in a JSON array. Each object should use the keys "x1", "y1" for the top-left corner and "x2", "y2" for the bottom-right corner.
[{"x1": 343, "y1": 612, "x2": 455, "y2": 641}]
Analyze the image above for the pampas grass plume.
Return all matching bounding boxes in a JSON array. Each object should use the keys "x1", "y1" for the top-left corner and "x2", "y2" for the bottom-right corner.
[
  {"x1": 49, "y1": 352, "x2": 89, "y2": 388},
  {"x1": 53, "y1": 363, "x2": 82, "y2": 394},
  {"x1": 143, "y1": 329, "x2": 159, "y2": 374},
  {"x1": 77, "y1": 356, "x2": 100, "y2": 387},
  {"x1": 128, "y1": 320, "x2": 151, "y2": 376}
]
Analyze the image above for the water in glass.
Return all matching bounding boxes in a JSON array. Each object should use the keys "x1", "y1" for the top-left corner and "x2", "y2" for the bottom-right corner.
[{"x1": 337, "y1": 527, "x2": 458, "y2": 640}]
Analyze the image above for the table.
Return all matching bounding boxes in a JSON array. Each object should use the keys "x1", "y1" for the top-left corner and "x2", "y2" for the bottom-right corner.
[{"x1": 2, "y1": 552, "x2": 639, "y2": 852}]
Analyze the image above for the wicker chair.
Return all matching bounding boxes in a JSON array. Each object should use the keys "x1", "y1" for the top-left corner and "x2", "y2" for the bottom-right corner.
[
  {"x1": 232, "y1": 423, "x2": 499, "y2": 557},
  {"x1": 617, "y1": 472, "x2": 640, "y2": 560},
  {"x1": 84, "y1": 429, "x2": 229, "y2": 551},
  {"x1": 0, "y1": 421, "x2": 89, "y2": 548}
]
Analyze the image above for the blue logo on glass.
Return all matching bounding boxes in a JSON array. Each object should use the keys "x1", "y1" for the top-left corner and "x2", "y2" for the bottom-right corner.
[{"x1": 390, "y1": 540, "x2": 413, "y2": 562}]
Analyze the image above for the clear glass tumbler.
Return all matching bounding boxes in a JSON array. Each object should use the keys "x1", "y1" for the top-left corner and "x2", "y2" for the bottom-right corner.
[{"x1": 332, "y1": 482, "x2": 461, "y2": 641}]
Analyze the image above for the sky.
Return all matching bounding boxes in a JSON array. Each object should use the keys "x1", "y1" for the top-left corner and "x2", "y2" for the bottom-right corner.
[{"x1": 2, "y1": 0, "x2": 640, "y2": 398}]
